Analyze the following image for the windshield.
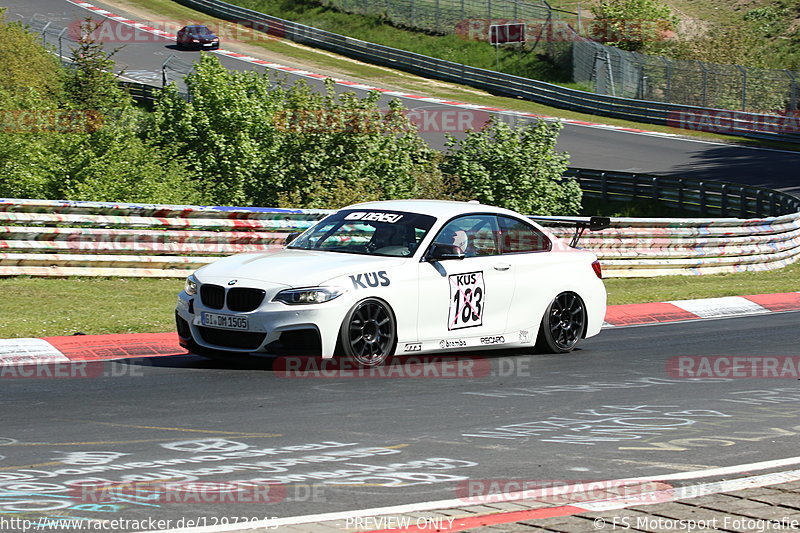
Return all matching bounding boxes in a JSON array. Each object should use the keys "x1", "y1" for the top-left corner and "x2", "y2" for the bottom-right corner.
[{"x1": 289, "y1": 209, "x2": 436, "y2": 257}]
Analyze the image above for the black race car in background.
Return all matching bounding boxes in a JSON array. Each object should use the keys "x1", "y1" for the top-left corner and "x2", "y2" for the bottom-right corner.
[{"x1": 176, "y1": 25, "x2": 220, "y2": 50}]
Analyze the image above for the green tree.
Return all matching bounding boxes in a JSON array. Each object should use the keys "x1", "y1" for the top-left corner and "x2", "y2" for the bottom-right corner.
[
  {"x1": 0, "y1": 8, "x2": 62, "y2": 109},
  {"x1": 441, "y1": 118, "x2": 580, "y2": 215},
  {"x1": 590, "y1": 0, "x2": 678, "y2": 52},
  {"x1": 59, "y1": 121, "x2": 202, "y2": 204},
  {"x1": 0, "y1": 13, "x2": 200, "y2": 205},
  {"x1": 151, "y1": 54, "x2": 442, "y2": 208},
  {"x1": 63, "y1": 18, "x2": 132, "y2": 113}
]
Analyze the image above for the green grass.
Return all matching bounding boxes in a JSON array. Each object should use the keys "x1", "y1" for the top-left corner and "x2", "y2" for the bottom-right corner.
[
  {"x1": 0, "y1": 278, "x2": 183, "y2": 338},
  {"x1": 604, "y1": 261, "x2": 800, "y2": 305},
  {"x1": 1, "y1": 266, "x2": 798, "y2": 338}
]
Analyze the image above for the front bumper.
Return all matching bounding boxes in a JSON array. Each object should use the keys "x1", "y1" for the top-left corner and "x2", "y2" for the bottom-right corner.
[{"x1": 176, "y1": 289, "x2": 349, "y2": 358}]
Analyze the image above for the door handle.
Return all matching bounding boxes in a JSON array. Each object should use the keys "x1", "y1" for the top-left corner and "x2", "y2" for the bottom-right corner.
[{"x1": 493, "y1": 263, "x2": 510, "y2": 271}]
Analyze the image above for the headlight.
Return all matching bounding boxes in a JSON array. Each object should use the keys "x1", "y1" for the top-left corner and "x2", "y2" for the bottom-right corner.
[
  {"x1": 184, "y1": 275, "x2": 198, "y2": 296},
  {"x1": 273, "y1": 287, "x2": 344, "y2": 305}
]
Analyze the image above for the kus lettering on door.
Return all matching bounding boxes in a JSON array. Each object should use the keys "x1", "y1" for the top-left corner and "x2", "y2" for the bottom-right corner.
[{"x1": 350, "y1": 271, "x2": 390, "y2": 289}]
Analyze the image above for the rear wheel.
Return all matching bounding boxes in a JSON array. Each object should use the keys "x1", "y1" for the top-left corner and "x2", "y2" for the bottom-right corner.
[
  {"x1": 338, "y1": 298, "x2": 396, "y2": 367},
  {"x1": 536, "y1": 292, "x2": 586, "y2": 353}
]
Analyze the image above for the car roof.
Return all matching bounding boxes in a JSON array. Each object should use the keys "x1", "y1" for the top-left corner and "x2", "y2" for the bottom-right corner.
[{"x1": 345, "y1": 199, "x2": 529, "y2": 220}]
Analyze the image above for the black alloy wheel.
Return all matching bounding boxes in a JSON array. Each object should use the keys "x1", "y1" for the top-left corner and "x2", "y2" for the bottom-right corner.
[
  {"x1": 537, "y1": 292, "x2": 586, "y2": 353},
  {"x1": 339, "y1": 298, "x2": 397, "y2": 367}
]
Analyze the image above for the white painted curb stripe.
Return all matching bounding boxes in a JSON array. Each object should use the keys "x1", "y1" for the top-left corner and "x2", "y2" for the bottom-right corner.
[
  {"x1": 669, "y1": 296, "x2": 770, "y2": 319},
  {"x1": 147, "y1": 455, "x2": 800, "y2": 532},
  {"x1": 0, "y1": 338, "x2": 69, "y2": 366}
]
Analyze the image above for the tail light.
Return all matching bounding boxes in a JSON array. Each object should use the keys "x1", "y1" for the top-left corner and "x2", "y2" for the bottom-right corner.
[{"x1": 591, "y1": 260, "x2": 602, "y2": 279}]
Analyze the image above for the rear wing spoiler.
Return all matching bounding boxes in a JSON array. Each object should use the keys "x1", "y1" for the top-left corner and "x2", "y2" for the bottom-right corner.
[{"x1": 528, "y1": 216, "x2": 611, "y2": 248}]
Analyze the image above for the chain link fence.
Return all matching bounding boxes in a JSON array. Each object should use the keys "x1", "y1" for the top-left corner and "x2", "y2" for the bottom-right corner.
[
  {"x1": 312, "y1": 0, "x2": 799, "y2": 113},
  {"x1": 572, "y1": 36, "x2": 799, "y2": 113}
]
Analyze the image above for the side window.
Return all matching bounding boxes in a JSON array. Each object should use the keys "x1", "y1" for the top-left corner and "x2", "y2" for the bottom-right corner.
[
  {"x1": 498, "y1": 216, "x2": 551, "y2": 253},
  {"x1": 433, "y1": 215, "x2": 500, "y2": 257}
]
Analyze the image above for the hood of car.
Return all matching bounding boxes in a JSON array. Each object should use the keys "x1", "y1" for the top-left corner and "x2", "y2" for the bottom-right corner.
[{"x1": 195, "y1": 248, "x2": 407, "y2": 288}]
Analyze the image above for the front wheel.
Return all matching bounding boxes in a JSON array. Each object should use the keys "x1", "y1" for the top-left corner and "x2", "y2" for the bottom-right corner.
[
  {"x1": 338, "y1": 298, "x2": 397, "y2": 367},
  {"x1": 536, "y1": 292, "x2": 586, "y2": 353}
]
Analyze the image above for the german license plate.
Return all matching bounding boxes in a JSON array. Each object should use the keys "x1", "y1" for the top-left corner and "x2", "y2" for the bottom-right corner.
[{"x1": 200, "y1": 312, "x2": 249, "y2": 330}]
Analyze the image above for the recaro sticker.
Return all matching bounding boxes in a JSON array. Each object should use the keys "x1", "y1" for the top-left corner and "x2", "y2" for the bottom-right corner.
[{"x1": 448, "y1": 271, "x2": 485, "y2": 330}]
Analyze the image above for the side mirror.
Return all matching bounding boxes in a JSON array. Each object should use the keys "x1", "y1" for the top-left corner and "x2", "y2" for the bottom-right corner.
[
  {"x1": 425, "y1": 242, "x2": 465, "y2": 262},
  {"x1": 284, "y1": 232, "x2": 301, "y2": 245}
]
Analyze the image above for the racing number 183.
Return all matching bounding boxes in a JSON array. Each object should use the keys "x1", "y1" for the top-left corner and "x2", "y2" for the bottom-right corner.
[{"x1": 448, "y1": 272, "x2": 485, "y2": 330}]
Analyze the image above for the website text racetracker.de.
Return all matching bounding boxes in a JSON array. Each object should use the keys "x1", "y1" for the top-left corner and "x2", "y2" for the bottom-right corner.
[{"x1": 0, "y1": 516, "x2": 280, "y2": 532}]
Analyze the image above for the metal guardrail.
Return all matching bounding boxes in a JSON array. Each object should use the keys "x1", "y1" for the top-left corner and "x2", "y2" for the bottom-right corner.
[
  {"x1": 566, "y1": 169, "x2": 800, "y2": 218},
  {"x1": 545, "y1": 213, "x2": 800, "y2": 277},
  {"x1": 170, "y1": 0, "x2": 800, "y2": 143},
  {"x1": 0, "y1": 170, "x2": 797, "y2": 278}
]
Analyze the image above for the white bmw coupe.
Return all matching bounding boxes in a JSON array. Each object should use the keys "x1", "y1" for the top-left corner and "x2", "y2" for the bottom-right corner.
[{"x1": 176, "y1": 200, "x2": 607, "y2": 366}]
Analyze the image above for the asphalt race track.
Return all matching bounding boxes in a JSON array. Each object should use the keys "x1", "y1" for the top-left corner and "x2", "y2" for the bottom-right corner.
[
  {"x1": 1, "y1": 0, "x2": 800, "y2": 529},
  {"x1": 4, "y1": 0, "x2": 800, "y2": 195},
  {"x1": 1, "y1": 312, "x2": 799, "y2": 527}
]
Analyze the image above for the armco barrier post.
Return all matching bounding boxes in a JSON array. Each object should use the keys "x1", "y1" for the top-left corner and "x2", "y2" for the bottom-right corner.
[
  {"x1": 600, "y1": 171, "x2": 608, "y2": 201},
  {"x1": 721, "y1": 184, "x2": 729, "y2": 216},
  {"x1": 756, "y1": 189, "x2": 763, "y2": 216},
  {"x1": 740, "y1": 189, "x2": 748, "y2": 218}
]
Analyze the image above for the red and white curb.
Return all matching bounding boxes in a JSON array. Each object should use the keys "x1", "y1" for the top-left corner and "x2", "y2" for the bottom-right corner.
[
  {"x1": 603, "y1": 291, "x2": 800, "y2": 327},
  {"x1": 1, "y1": 292, "x2": 798, "y2": 367},
  {"x1": 0, "y1": 332, "x2": 182, "y2": 368},
  {"x1": 64, "y1": 0, "x2": 685, "y2": 140},
  {"x1": 145, "y1": 456, "x2": 800, "y2": 532}
]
